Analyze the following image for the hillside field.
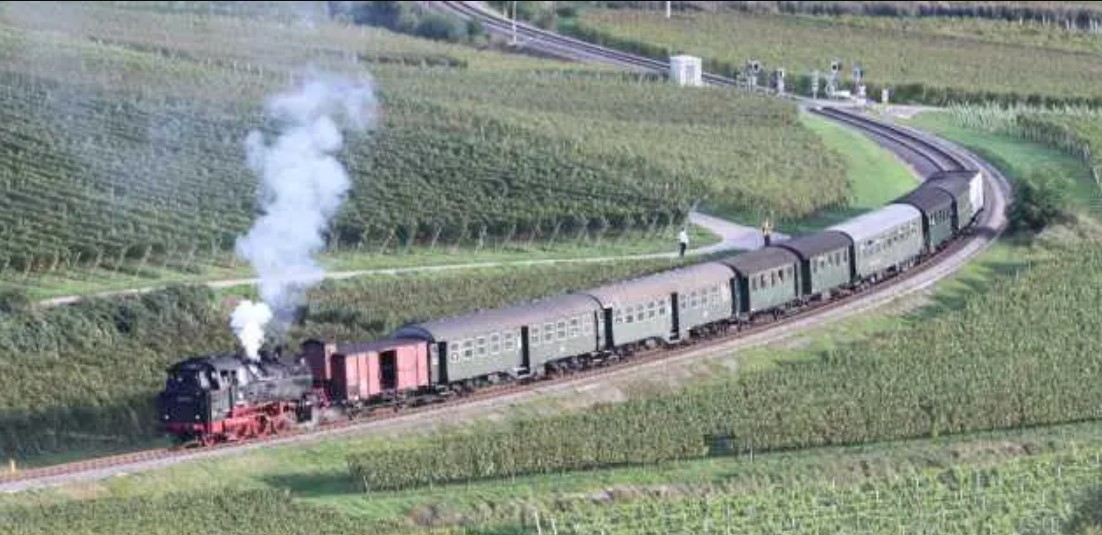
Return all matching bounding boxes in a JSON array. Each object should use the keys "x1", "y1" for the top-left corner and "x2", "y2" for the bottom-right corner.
[
  {"x1": 566, "y1": 5, "x2": 1102, "y2": 105},
  {"x1": 0, "y1": 1, "x2": 849, "y2": 291}
]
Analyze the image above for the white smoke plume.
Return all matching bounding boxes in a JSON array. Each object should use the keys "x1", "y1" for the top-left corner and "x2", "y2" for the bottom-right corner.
[
  {"x1": 234, "y1": 71, "x2": 378, "y2": 339},
  {"x1": 230, "y1": 300, "x2": 273, "y2": 361}
]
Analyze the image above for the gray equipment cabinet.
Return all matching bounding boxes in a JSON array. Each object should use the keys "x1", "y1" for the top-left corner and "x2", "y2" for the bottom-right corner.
[
  {"x1": 719, "y1": 247, "x2": 801, "y2": 319},
  {"x1": 772, "y1": 231, "x2": 853, "y2": 299},
  {"x1": 579, "y1": 262, "x2": 736, "y2": 350},
  {"x1": 829, "y1": 204, "x2": 924, "y2": 281},
  {"x1": 392, "y1": 294, "x2": 602, "y2": 383}
]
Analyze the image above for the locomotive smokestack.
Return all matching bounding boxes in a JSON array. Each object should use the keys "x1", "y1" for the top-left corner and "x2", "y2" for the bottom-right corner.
[{"x1": 233, "y1": 70, "x2": 378, "y2": 336}]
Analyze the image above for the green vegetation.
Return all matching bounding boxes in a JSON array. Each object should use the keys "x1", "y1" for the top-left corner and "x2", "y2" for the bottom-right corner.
[
  {"x1": 586, "y1": 1, "x2": 1102, "y2": 30},
  {"x1": 503, "y1": 444, "x2": 1102, "y2": 534},
  {"x1": 0, "y1": 1, "x2": 847, "y2": 292},
  {"x1": 564, "y1": 6, "x2": 1102, "y2": 105},
  {"x1": 769, "y1": 112, "x2": 916, "y2": 234},
  {"x1": 349, "y1": 239, "x2": 1102, "y2": 490},
  {"x1": 337, "y1": 1, "x2": 488, "y2": 45},
  {"x1": 0, "y1": 489, "x2": 395, "y2": 535},
  {"x1": 0, "y1": 257, "x2": 689, "y2": 460}
]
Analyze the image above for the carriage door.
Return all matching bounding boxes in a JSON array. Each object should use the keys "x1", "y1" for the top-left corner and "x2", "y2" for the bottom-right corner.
[
  {"x1": 670, "y1": 293, "x2": 681, "y2": 340},
  {"x1": 601, "y1": 308, "x2": 615, "y2": 350},
  {"x1": 520, "y1": 326, "x2": 531, "y2": 372},
  {"x1": 379, "y1": 350, "x2": 397, "y2": 392}
]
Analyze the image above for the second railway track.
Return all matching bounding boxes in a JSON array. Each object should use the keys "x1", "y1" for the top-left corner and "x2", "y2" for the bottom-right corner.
[{"x1": 0, "y1": 3, "x2": 1012, "y2": 493}]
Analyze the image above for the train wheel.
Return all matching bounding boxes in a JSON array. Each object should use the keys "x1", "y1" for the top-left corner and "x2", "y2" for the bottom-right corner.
[{"x1": 200, "y1": 434, "x2": 217, "y2": 448}]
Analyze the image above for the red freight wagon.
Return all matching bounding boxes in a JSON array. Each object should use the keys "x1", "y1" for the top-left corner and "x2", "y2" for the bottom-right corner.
[{"x1": 301, "y1": 338, "x2": 429, "y2": 406}]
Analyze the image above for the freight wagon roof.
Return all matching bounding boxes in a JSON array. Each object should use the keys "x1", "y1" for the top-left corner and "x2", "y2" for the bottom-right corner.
[
  {"x1": 828, "y1": 204, "x2": 921, "y2": 243},
  {"x1": 928, "y1": 169, "x2": 981, "y2": 183},
  {"x1": 772, "y1": 231, "x2": 852, "y2": 260},
  {"x1": 579, "y1": 262, "x2": 734, "y2": 307},
  {"x1": 719, "y1": 247, "x2": 799, "y2": 276},
  {"x1": 926, "y1": 175, "x2": 971, "y2": 199},
  {"x1": 894, "y1": 185, "x2": 953, "y2": 215},
  {"x1": 391, "y1": 294, "x2": 602, "y2": 342},
  {"x1": 335, "y1": 338, "x2": 423, "y2": 356}
]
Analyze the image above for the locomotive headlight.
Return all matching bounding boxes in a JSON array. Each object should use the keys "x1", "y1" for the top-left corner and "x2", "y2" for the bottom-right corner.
[
  {"x1": 194, "y1": 415, "x2": 200, "y2": 420},
  {"x1": 163, "y1": 414, "x2": 169, "y2": 420}
]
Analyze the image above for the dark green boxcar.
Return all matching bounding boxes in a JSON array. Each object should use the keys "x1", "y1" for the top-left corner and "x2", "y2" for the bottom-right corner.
[
  {"x1": 719, "y1": 247, "x2": 801, "y2": 319},
  {"x1": 829, "y1": 204, "x2": 924, "y2": 281},
  {"x1": 580, "y1": 262, "x2": 735, "y2": 348},
  {"x1": 894, "y1": 185, "x2": 955, "y2": 253},
  {"x1": 773, "y1": 231, "x2": 853, "y2": 299},
  {"x1": 392, "y1": 294, "x2": 602, "y2": 383},
  {"x1": 928, "y1": 170, "x2": 985, "y2": 232}
]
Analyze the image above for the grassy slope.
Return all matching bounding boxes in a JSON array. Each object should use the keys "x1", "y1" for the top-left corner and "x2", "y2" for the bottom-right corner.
[
  {"x1": 0, "y1": 257, "x2": 703, "y2": 462},
  {"x1": 572, "y1": 7, "x2": 1102, "y2": 103},
  {"x1": 6, "y1": 123, "x2": 1092, "y2": 532},
  {"x1": 0, "y1": 2, "x2": 848, "y2": 299},
  {"x1": 703, "y1": 112, "x2": 916, "y2": 231},
  {"x1": 775, "y1": 112, "x2": 917, "y2": 234},
  {"x1": 10, "y1": 224, "x2": 721, "y2": 301}
]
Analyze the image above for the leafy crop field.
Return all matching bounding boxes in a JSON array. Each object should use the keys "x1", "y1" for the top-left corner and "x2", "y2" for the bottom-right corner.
[
  {"x1": 349, "y1": 240, "x2": 1102, "y2": 490},
  {"x1": 507, "y1": 445, "x2": 1102, "y2": 534},
  {"x1": 0, "y1": 257, "x2": 688, "y2": 460},
  {"x1": 0, "y1": 2, "x2": 847, "y2": 284},
  {"x1": 568, "y1": 7, "x2": 1102, "y2": 105}
]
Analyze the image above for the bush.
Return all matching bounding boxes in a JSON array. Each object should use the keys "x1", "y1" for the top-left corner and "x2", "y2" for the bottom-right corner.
[
  {"x1": 1010, "y1": 169, "x2": 1071, "y2": 233},
  {"x1": 0, "y1": 288, "x2": 30, "y2": 315},
  {"x1": 414, "y1": 12, "x2": 468, "y2": 42}
]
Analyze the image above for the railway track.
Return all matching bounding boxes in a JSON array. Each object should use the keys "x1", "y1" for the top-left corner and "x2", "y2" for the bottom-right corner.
[{"x1": 0, "y1": 4, "x2": 1012, "y2": 493}]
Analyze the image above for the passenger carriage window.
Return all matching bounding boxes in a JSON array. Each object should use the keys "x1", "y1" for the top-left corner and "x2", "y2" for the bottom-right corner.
[
  {"x1": 647, "y1": 302, "x2": 656, "y2": 318},
  {"x1": 490, "y1": 334, "x2": 500, "y2": 354},
  {"x1": 504, "y1": 331, "x2": 514, "y2": 351},
  {"x1": 625, "y1": 308, "x2": 634, "y2": 323},
  {"x1": 557, "y1": 321, "x2": 567, "y2": 340},
  {"x1": 462, "y1": 340, "x2": 473, "y2": 361},
  {"x1": 477, "y1": 337, "x2": 486, "y2": 356},
  {"x1": 569, "y1": 318, "x2": 580, "y2": 337},
  {"x1": 770, "y1": 272, "x2": 777, "y2": 287},
  {"x1": 636, "y1": 304, "x2": 645, "y2": 321},
  {"x1": 583, "y1": 317, "x2": 593, "y2": 334},
  {"x1": 449, "y1": 347, "x2": 460, "y2": 363},
  {"x1": 751, "y1": 278, "x2": 757, "y2": 291},
  {"x1": 530, "y1": 327, "x2": 540, "y2": 346},
  {"x1": 544, "y1": 323, "x2": 554, "y2": 342},
  {"x1": 778, "y1": 269, "x2": 785, "y2": 283}
]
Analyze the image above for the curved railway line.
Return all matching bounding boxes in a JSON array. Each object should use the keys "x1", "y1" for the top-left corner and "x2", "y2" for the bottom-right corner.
[{"x1": 0, "y1": 3, "x2": 1012, "y2": 493}]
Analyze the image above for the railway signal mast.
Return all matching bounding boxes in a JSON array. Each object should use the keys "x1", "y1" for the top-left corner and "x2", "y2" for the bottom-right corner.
[
  {"x1": 745, "y1": 59, "x2": 762, "y2": 91},
  {"x1": 773, "y1": 67, "x2": 785, "y2": 95},
  {"x1": 826, "y1": 60, "x2": 841, "y2": 98},
  {"x1": 811, "y1": 69, "x2": 820, "y2": 100}
]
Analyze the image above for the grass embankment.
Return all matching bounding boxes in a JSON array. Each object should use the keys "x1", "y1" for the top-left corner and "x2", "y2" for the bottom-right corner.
[
  {"x1": 0, "y1": 258, "x2": 695, "y2": 462},
  {"x1": 0, "y1": 1, "x2": 845, "y2": 298},
  {"x1": 5, "y1": 115, "x2": 1099, "y2": 534},
  {"x1": 566, "y1": 6, "x2": 1102, "y2": 105},
  {"x1": 8, "y1": 418, "x2": 1102, "y2": 534}
]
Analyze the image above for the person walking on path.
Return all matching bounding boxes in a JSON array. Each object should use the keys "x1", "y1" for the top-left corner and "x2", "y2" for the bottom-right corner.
[{"x1": 678, "y1": 227, "x2": 689, "y2": 258}]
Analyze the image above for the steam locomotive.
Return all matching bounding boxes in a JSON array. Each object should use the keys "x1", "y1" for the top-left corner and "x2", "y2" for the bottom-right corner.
[{"x1": 158, "y1": 170, "x2": 986, "y2": 446}]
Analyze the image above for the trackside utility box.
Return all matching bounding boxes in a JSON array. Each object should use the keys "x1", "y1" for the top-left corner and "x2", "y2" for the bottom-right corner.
[{"x1": 670, "y1": 55, "x2": 703, "y2": 87}]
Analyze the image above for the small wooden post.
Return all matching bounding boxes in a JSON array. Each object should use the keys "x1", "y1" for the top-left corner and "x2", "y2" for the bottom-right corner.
[{"x1": 7, "y1": 458, "x2": 15, "y2": 474}]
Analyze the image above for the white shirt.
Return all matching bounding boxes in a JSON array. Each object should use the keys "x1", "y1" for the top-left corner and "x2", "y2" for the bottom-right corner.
[{"x1": 678, "y1": 230, "x2": 689, "y2": 245}]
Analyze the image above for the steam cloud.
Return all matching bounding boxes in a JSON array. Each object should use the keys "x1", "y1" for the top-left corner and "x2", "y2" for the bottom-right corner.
[
  {"x1": 232, "y1": 72, "x2": 378, "y2": 352},
  {"x1": 230, "y1": 300, "x2": 273, "y2": 360}
]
